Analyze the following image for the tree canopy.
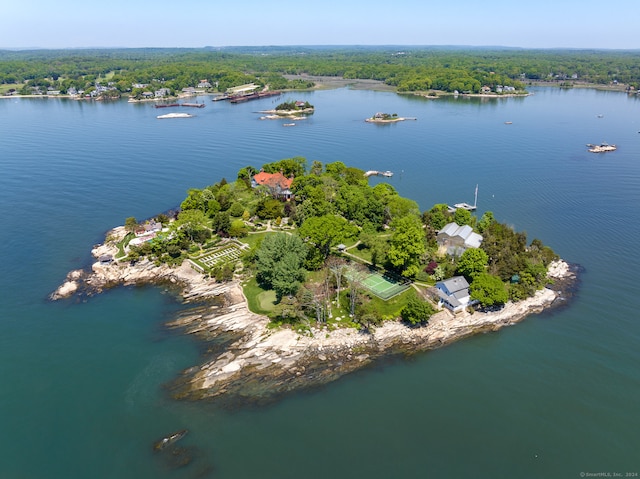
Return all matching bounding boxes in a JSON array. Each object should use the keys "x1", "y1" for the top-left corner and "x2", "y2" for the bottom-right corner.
[
  {"x1": 4, "y1": 47, "x2": 639, "y2": 97},
  {"x1": 255, "y1": 233, "x2": 307, "y2": 300}
]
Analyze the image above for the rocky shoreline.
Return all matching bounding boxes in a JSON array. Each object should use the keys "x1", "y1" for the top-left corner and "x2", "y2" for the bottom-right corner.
[{"x1": 51, "y1": 226, "x2": 578, "y2": 405}]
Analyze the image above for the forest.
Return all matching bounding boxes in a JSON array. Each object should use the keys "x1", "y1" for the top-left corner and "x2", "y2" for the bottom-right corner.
[{"x1": 2, "y1": 46, "x2": 640, "y2": 97}]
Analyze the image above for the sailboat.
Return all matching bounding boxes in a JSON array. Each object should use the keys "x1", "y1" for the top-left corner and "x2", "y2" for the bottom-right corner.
[{"x1": 453, "y1": 184, "x2": 478, "y2": 211}]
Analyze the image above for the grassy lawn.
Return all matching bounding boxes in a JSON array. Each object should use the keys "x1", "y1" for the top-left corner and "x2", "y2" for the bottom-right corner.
[
  {"x1": 348, "y1": 244, "x2": 373, "y2": 263},
  {"x1": 366, "y1": 288, "x2": 415, "y2": 318},
  {"x1": 0, "y1": 83, "x2": 21, "y2": 94},
  {"x1": 239, "y1": 231, "x2": 272, "y2": 249},
  {"x1": 243, "y1": 277, "x2": 276, "y2": 315},
  {"x1": 258, "y1": 289, "x2": 277, "y2": 311},
  {"x1": 116, "y1": 232, "x2": 134, "y2": 259}
]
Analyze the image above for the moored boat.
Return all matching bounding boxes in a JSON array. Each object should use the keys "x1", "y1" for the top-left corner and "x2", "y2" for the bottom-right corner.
[
  {"x1": 153, "y1": 429, "x2": 188, "y2": 451},
  {"x1": 157, "y1": 112, "x2": 193, "y2": 119},
  {"x1": 587, "y1": 142, "x2": 617, "y2": 153}
]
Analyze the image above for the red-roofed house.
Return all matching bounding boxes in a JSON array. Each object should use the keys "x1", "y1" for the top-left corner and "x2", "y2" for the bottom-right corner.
[{"x1": 251, "y1": 170, "x2": 294, "y2": 200}]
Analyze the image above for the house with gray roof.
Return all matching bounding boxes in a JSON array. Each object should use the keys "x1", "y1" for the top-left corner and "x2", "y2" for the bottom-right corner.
[
  {"x1": 435, "y1": 276, "x2": 476, "y2": 313},
  {"x1": 437, "y1": 222, "x2": 483, "y2": 256}
]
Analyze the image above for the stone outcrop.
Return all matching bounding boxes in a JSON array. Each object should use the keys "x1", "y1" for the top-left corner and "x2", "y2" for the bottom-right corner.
[
  {"x1": 51, "y1": 229, "x2": 577, "y2": 405},
  {"x1": 168, "y1": 275, "x2": 570, "y2": 405}
]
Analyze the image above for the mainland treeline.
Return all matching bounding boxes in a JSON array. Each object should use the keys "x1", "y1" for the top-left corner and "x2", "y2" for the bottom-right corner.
[
  {"x1": 2, "y1": 47, "x2": 640, "y2": 96},
  {"x1": 123, "y1": 157, "x2": 558, "y2": 328}
]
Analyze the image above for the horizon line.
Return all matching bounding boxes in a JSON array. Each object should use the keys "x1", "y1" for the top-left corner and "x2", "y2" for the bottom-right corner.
[{"x1": 2, "y1": 44, "x2": 640, "y2": 52}]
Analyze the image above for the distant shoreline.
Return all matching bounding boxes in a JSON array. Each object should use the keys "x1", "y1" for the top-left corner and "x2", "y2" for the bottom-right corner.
[{"x1": 2, "y1": 78, "x2": 634, "y2": 101}]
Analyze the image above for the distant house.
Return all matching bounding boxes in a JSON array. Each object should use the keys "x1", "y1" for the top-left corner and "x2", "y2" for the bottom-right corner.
[
  {"x1": 143, "y1": 220, "x2": 163, "y2": 233},
  {"x1": 135, "y1": 220, "x2": 162, "y2": 237},
  {"x1": 197, "y1": 80, "x2": 212, "y2": 88},
  {"x1": 437, "y1": 222, "x2": 483, "y2": 256},
  {"x1": 154, "y1": 88, "x2": 171, "y2": 97},
  {"x1": 435, "y1": 276, "x2": 476, "y2": 313},
  {"x1": 251, "y1": 170, "x2": 294, "y2": 200}
]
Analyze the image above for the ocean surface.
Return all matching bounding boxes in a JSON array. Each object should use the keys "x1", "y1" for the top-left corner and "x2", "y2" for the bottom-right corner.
[{"x1": 1, "y1": 87, "x2": 639, "y2": 478}]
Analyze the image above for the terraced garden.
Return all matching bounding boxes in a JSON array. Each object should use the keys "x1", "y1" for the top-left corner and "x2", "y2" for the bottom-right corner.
[{"x1": 195, "y1": 243, "x2": 245, "y2": 269}]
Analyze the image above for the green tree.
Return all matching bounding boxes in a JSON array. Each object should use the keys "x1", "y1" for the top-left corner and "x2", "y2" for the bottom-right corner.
[
  {"x1": 477, "y1": 211, "x2": 496, "y2": 233},
  {"x1": 175, "y1": 209, "x2": 208, "y2": 242},
  {"x1": 470, "y1": 273, "x2": 509, "y2": 308},
  {"x1": 180, "y1": 188, "x2": 205, "y2": 211},
  {"x1": 387, "y1": 215, "x2": 426, "y2": 278},
  {"x1": 422, "y1": 204, "x2": 451, "y2": 232},
  {"x1": 229, "y1": 219, "x2": 248, "y2": 238},
  {"x1": 124, "y1": 216, "x2": 138, "y2": 233},
  {"x1": 211, "y1": 211, "x2": 231, "y2": 235},
  {"x1": 401, "y1": 295, "x2": 436, "y2": 326},
  {"x1": 456, "y1": 248, "x2": 489, "y2": 280},
  {"x1": 453, "y1": 207, "x2": 473, "y2": 226},
  {"x1": 206, "y1": 199, "x2": 221, "y2": 217},
  {"x1": 256, "y1": 197, "x2": 284, "y2": 219},
  {"x1": 298, "y1": 214, "x2": 358, "y2": 258},
  {"x1": 387, "y1": 196, "x2": 420, "y2": 221},
  {"x1": 255, "y1": 233, "x2": 307, "y2": 301}
]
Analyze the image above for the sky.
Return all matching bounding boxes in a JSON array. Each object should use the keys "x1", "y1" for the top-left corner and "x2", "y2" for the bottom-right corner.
[{"x1": 2, "y1": 0, "x2": 639, "y2": 50}]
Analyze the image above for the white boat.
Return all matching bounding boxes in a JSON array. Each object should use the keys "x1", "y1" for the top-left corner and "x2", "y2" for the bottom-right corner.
[
  {"x1": 157, "y1": 112, "x2": 193, "y2": 119},
  {"x1": 587, "y1": 142, "x2": 616, "y2": 153},
  {"x1": 452, "y1": 184, "x2": 478, "y2": 211},
  {"x1": 283, "y1": 123, "x2": 296, "y2": 127}
]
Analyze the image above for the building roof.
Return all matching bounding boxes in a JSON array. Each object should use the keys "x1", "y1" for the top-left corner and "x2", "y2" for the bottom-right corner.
[
  {"x1": 252, "y1": 171, "x2": 294, "y2": 193},
  {"x1": 437, "y1": 276, "x2": 470, "y2": 295},
  {"x1": 438, "y1": 222, "x2": 483, "y2": 249}
]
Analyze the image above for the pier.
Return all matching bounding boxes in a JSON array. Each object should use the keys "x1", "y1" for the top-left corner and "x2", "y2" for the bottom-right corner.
[
  {"x1": 364, "y1": 170, "x2": 394, "y2": 178},
  {"x1": 449, "y1": 184, "x2": 478, "y2": 212}
]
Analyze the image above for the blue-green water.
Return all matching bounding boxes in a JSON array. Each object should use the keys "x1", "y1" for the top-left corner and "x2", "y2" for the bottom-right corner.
[{"x1": 1, "y1": 87, "x2": 639, "y2": 478}]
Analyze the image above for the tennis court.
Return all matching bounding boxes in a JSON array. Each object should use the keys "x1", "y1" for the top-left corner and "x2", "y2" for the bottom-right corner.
[{"x1": 359, "y1": 270, "x2": 411, "y2": 300}]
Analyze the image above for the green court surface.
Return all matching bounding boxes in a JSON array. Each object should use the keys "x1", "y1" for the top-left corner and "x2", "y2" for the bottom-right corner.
[{"x1": 358, "y1": 270, "x2": 411, "y2": 300}]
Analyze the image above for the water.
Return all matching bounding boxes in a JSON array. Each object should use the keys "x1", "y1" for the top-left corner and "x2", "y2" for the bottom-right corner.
[{"x1": 1, "y1": 87, "x2": 639, "y2": 478}]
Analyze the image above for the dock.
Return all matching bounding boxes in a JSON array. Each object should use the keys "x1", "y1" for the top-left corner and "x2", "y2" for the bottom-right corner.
[
  {"x1": 364, "y1": 170, "x2": 393, "y2": 178},
  {"x1": 449, "y1": 184, "x2": 478, "y2": 212}
]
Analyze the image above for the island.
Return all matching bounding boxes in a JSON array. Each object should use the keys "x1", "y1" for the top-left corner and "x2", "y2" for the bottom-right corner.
[
  {"x1": 365, "y1": 112, "x2": 417, "y2": 123},
  {"x1": 259, "y1": 100, "x2": 315, "y2": 120},
  {"x1": 51, "y1": 158, "x2": 577, "y2": 404}
]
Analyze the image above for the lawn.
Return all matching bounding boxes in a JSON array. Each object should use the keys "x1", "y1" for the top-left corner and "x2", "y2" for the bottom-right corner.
[
  {"x1": 243, "y1": 277, "x2": 276, "y2": 315},
  {"x1": 239, "y1": 231, "x2": 272, "y2": 249},
  {"x1": 0, "y1": 83, "x2": 21, "y2": 94}
]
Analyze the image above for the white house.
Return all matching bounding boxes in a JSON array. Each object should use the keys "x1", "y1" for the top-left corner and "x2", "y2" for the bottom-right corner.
[
  {"x1": 437, "y1": 222, "x2": 483, "y2": 256},
  {"x1": 435, "y1": 276, "x2": 475, "y2": 313}
]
